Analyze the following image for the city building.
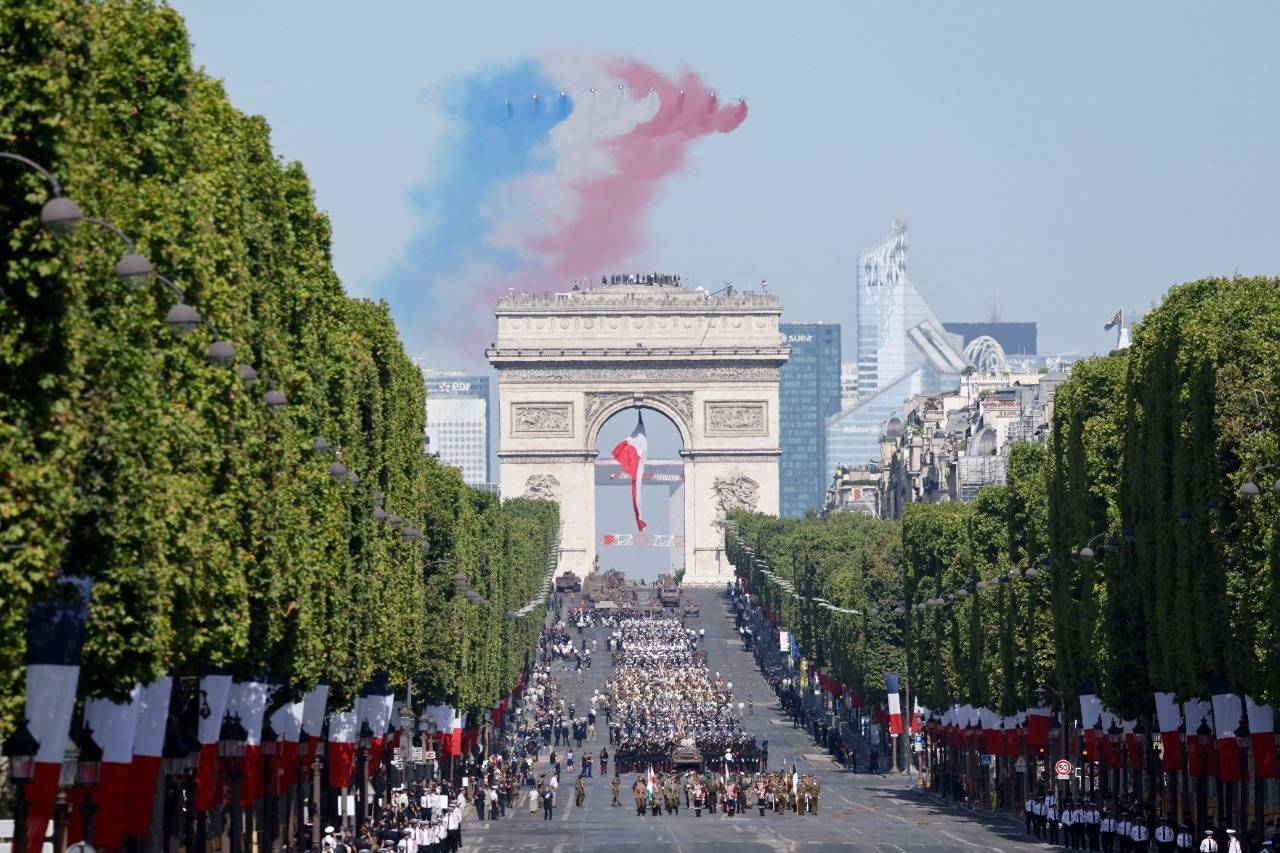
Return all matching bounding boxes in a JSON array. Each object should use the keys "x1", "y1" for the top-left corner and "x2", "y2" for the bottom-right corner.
[
  {"x1": 839, "y1": 362, "x2": 860, "y2": 408},
  {"x1": 422, "y1": 370, "x2": 491, "y2": 488},
  {"x1": 821, "y1": 464, "x2": 880, "y2": 517},
  {"x1": 778, "y1": 323, "x2": 842, "y2": 516},
  {"x1": 873, "y1": 367, "x2": 1069, "y2": 519},
  {"x1": 943, "y1": 321, "x2": 1038, "y2": 355},
  {"x1": 826, "y1": 219, "x2": 967, "y2": 472}
]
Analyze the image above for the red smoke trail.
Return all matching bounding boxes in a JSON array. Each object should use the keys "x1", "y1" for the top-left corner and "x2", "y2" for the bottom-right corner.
[
  {"x1": 466, "y1": 60, "x2": 747, "y2": 345},
  {"x1": 529, "y1": 60, "x2": 748, "y2": 284}
]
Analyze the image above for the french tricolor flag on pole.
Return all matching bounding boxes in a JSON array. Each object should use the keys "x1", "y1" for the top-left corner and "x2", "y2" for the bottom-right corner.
[
  {"x1": 1026, "y1": 705, "x2": 1052, "y2": 748},
  {"x1": 611, "y1": 411, "x2": 648, "y2": 531},
  {"x1": 885, "y1": 674, "x2": 903, "y2": 735},
  {"x1": 23, "y1": 577, "x2": 93, "y2": 853},
  {"x1": 227, "y1": 678, "x2": 269, "y2": 807}
]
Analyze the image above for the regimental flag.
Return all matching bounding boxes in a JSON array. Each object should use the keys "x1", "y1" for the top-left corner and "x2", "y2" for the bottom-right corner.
[
  {"x1": 1104, "y1": 310, "x2": 1122, "y2": 330},
  {"x1": 885, "y1": 674, "x2": 903, "y2": 735},
  {"x1": 1246, "y1": 696, "x2": 1279, "y2": 779},
  {"x1": 80, "y1": 687, "x2": 142, "y2": 849},
  {"x1": 195, "y1": 668, "x2": 233, "y2": 812},
  {"x1": 610, "y1": 411, "x2": 648, "y2": 531},
  {"x1": 1154, "y1": 692, "x2": 1183, "y2": 771},
  {"x1": 23, "y1": 577, "x2": 93, "y2": 853},
  {"x1": 125, "y1": 677, "x2": 172, "y2": 837}
]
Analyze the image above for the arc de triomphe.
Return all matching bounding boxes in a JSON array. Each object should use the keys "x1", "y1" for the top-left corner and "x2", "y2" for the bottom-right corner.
[{"x1": 485, "y1": 280, "x2": 789, "y2": 585}]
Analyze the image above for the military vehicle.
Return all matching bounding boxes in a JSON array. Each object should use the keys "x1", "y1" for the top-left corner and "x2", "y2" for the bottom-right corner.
[
  {"x1": 656, "y1": 573, "x2": 681, "y2": 608},
  {"x1": 671, "y1": 744, "x2": 703, "y2": 771},
  {"x1": 554, "y1": 572, "x2": 581, "y2": 593},
  {"x1": 683, "y1": 599, "x2": 701, "y2": 617}
]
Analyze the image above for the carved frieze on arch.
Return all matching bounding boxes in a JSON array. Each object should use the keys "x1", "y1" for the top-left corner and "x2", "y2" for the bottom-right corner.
[{"x1": 583, "y1": 391, "x2": 694, "y2": 449}]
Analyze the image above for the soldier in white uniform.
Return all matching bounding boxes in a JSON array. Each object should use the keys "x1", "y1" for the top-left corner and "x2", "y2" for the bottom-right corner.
[
  {"x1": 1199, "y1": 829, "x2": 1218, "y2": 852},
  {"x1": 1117, "y1": 813, "x2": 1134, "y2": 853},
  {"x1": 1061, "y1": 800, "x2": 1078, "y2": 849},
  {"x1": 1047, "y1": 799, "x2": 1061, "y2": 846},
  {"x1": 1131, "y1": 818, "x2": 1150, "y2": 852},
  {"x1": 1154, "y1": 816, "x2": 1175, "y2": 852},
  {"x1": 1175, "y1": 824, "x2": 1194, "y2": 850},
  {"x1": 1026, "y1": 794, "x2": 1036, "y2": 836},
  {"x1": 1224, "y1": 829, "x2": 1243, "y2": 853},
  {"x1": 1102, "y1": 810, "x2": 1119, "y2": 853},
  {"x1": 1085, "y1": 801, "x2": 1102, "y2": 851}
]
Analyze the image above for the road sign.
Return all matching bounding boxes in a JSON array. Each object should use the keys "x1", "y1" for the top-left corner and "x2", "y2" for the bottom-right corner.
[
  {"x1": 1054, "y1": 759, "x2": 1073, "y2": 779},
  {"x1": 1014, "y1": 756, "x2": 1027, "y2": 773},
  {"x1": 979, "y1": 754, "x2": 993, "y2": 766}
]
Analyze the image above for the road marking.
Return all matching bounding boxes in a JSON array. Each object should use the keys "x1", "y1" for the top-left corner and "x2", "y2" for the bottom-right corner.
[{"x1": 938, "y1": 828, "x2": 983, "y2": 847}]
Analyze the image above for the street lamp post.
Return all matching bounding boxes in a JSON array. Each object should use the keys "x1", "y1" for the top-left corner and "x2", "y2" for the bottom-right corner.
[
  {"x1": 260, "y1": 719, "x2": 278, "y2": 852},
  {"x1": 356, "y1": 721, "x2": 374, "y2": 834},
  {"x1": 3, "y1": 718, "x2": 40, "y2": 853},
  {"x1": 419, "y1": 711, "x2": 438, "y2": 782},
  {"x1": 75, "y1": 725, "x2": 103, "y2": 847},
  {"x1": 218, "y1": 712, "x2": 248, "y2": 853},
  {"x1": 52, "y1": 732, "x2": 79, "y2": 853},
  {"x1": 310, "y1": 724, "x2": 326, "y2": 853},
  {"x1": 1195, "y1": 719, "x2": 1212, "y2": 830}
]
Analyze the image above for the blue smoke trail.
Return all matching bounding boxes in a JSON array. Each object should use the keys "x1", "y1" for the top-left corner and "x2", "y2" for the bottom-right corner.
[{"x1": 375, "y1": 60, "x2": 573, "y2": 358}]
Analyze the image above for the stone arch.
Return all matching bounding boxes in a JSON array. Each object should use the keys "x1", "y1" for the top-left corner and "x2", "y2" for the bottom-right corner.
[{"x1": 584, "y1": 392, "x2": 694, "y2": 451}]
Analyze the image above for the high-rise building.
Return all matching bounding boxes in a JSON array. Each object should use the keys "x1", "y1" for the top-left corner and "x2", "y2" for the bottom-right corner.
[
  {"x1": 839, "y1": 362, "x2": 860, "y2": 408},
  {"x1": 827, "y1": 219, "x2": 967, "y2": 472},
  {"x1": 779, "y1": 323, "x2": 842, "y2": 517},
  {"x1": 423, "y1": 370, "x2": 491, "y2": 488},
  {"x1": 942, "y1": 321, "x2": 1037, "y2": 356}
]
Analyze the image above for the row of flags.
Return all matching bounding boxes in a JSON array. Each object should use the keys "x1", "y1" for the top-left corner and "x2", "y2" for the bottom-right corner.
[{"x1": 912, "y1": 689, "x2": 1279, "y2": 782}]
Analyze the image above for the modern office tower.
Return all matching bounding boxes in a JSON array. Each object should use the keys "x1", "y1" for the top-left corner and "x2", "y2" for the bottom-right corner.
[
  {"x1": 422, "y1": 370, "x2": 491, "y2": 488},
  {"x1": 778, "y1": 323, "x2": 842, "y2": 517}
]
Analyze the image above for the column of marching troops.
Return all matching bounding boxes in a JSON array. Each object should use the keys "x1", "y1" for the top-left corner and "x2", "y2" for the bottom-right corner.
[{"x1": 1021, "y1": 793, "x2": 1271, "y2": 851}]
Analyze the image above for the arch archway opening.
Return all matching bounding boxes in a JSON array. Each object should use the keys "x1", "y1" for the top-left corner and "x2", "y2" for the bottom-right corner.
[{"x1": 593, "y1": 406, "x2": 685, "y2": 583}]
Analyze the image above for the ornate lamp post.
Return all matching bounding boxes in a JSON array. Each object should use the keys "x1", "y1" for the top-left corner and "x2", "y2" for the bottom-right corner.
[
  {"x1": 1107, "y1": 720, "x2": 1124, "y2": 798},
  {"x1": 1195, "y1": 719, "x2": 1212, "y2": 830},
  {"x1": 3, "y1": 718, "x2": 40, "y2": 853},
  {"x1": 161, "y1": 724, "x2": 194, "y2": 853},
  {"x1": 218, "y1": 712, "x2": 248, "y2": 853},
  {"x1": 260, "y1": 719, "x2": 278, "y2": 852},
  {"x1": 75, "y1": 725, "x2": 103, "y2": 847},
  {"x1": 355, "y1": 721, "x2": 374, "y2": 833},
  {"x1": 52, "y1": 732, "x2": 79, "y2": 853},
  {"x1": 309, "y1": 720, "x2": 326, "y2": 853},
  {"x1": 419, "y1": 711, "x2": 437, "y2": 781}
]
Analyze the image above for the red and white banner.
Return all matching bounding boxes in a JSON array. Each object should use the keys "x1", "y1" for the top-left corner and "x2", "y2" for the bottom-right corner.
[
  {"x1": 195, "y1": 669, "x2": 233, "y2": 812},
  {"x1": 226, "y1": 678, "x2": 269, "y2": 807},
  {"x1": 125, "y1": 677, "x2": 172, "y2": 837},
  {"x1": 1154, "y1": 692, "x2": 1183, "y2": 771},
  {"x1": 1211, "y1": 689, "x2": 1243, "y2": 782},
  {"x1": 268, "y1": 698, "x2": 304, "y2": 794},
  {"x1": 610, "y1": 412, "x2": 648, "y2": 531},
  {"x1": 79, "y1": 687, "x2": 142, "y2": 848},
  {"x1": 360, "y1": 682, "x2": 395, "y2": 778},
  {"x1": 1026, "y1": 706, "x2": 1051, "y2": 749},
  {"x1": 1183, "y1": 698, "x2": 1216, "y2": 777},
  {"x1": 1080, "y1": 692, "x2": 1102, "y2": 761},
  {"x1": 327, "y1": 710, "x2": 357, "y2": 789},
  {"x1": 1246, "y1": 696, "x2": 1279, "y2": 779}
]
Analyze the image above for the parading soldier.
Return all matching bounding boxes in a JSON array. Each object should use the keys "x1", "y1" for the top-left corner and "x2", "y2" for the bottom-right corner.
[
  {"x1": 1101, "y1": 810, "x2": 1118, "y2": 853},
  {"x1": 1061, "y1": 800, "x2": 1078, "y2": 849},
  {"x1": 1131, "y1": 818, "x2": 1150, "y2": 852},
  {"x1": 1174, "y1": 824, "x2": 1194, "y2": 850},
  {"x1": 1085, "y1": 801, "x2": 1102, "y2": 851},
  {"x1": 1117, "y1": 813, "x2": 1134, "y2": 853},
  {"x1": 1155, "y1": 817, "x2": 1176, "y2": 852}
]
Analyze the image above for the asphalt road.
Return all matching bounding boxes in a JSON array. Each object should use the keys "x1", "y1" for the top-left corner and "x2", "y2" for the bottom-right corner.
[{"x1": 464, "y1": 586, "x2": 1051, "y2": 852}]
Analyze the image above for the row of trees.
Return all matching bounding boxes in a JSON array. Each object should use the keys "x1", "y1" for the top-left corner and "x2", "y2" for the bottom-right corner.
[
  {"x1": 730, "y1": 275, "x2": 1279, "y2": 724},
  {"x1": 725, "y1": 511, "x2": 905, "y2": 704},
  {"x1": 0, "y1": 0, "x2": 555, "y2": 737}
]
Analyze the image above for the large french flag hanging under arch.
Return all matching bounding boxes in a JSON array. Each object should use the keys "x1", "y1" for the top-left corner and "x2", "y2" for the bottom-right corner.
[{"x1": 611, "y1": 411, "x2": 648, "y2": 531}]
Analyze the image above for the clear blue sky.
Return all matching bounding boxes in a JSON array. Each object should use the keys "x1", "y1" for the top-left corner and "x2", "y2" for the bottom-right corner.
[{"x1": 171, "y1": 0, "x2": 1280, "y2": 364}]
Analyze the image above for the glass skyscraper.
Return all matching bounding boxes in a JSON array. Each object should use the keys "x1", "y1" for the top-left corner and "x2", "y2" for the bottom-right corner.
[
  {"x1": 423, "y1": 370, "x2": 491, "y2": 487},
  {"x1": 779, "y1": 322, "x2": 842, "y2": 517},
  {"x1": 827, "y1": 220, "x2": 967, "y2": 471}
]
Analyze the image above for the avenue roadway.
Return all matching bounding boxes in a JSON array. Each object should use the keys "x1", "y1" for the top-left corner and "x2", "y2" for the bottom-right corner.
[{"x1": 464, "y1": 586, "x2": 1048, "y2": 852}]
